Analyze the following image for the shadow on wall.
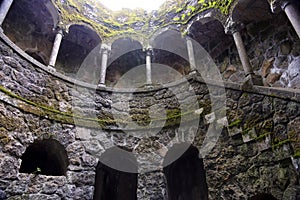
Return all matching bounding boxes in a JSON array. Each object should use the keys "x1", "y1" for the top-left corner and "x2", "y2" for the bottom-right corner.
[{"x1": 248, "y1": 193, "x2": 278, "y2": 200}]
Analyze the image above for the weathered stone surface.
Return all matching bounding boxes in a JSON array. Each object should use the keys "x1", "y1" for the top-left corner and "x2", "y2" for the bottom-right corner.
[
  {"x1": 261, "y1": 58, "x2": 274, "y2": 78},
  {"x1": 280, "y1": 57, "x2": 300, "y2": 88},
  {"x1": 266, "y1": 73, "x2": 281, "y2": 85},
  {"x1": 0, "y1": 6, "x2": 299, "y2": 199}
]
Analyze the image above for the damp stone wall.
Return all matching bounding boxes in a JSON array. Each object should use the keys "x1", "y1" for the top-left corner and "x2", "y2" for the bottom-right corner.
[{"x1": 0, "y1": 25, "x2": 300, "y2": 200}]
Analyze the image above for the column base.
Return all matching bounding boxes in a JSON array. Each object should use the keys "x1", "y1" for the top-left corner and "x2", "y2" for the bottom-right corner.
[
  {"x1": 250, "y1": 74, "x2": 263, "y2": 86},
  {"x1": 47, "y1": 65, "x2": 56, "y2": 72},
  {"x1": 188, "y1": 70, "x2": 197, "y2": 75},
  {"x1": 241, "y1": 74, "x2": 263, "y2": 90},
  {"x1": 97, "y1": 83, "x2": 106, "y2": 88},
  {"x1": 143, "y1": 84, "x2": 154, "y2": 89}
]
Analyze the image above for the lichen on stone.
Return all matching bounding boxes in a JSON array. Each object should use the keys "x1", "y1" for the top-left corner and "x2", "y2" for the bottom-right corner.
[{"x1": 53, "y1": 0, "x2": 235, "y2": 43}]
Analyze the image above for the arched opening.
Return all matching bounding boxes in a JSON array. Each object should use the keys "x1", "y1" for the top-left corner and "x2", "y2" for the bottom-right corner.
[
  {"x1": 163, "y1": 143, "x2": 208, "y2": 200},
  {"x1": 151, "y1": 30, "x2": 190, "y2": 84},
  {"x1": 25, "y1": 50, "x2": 47, "y2": 64},
  {"x1": 231, "y1": 0, "x2": 273, "y2": 23},
  {"x1": 188, "y1": 19, "x2": 236, "y2": 82},
  {"x1": 188, "y1": 19, "x2": 233, "y2": 61},
  {"x1": 94, "y1": 147, "x2": 138, "y2": 200},
  {"x1": 19, "y1": 139, "x2": 69, "y2": 176},
  {"x1": 2, "y1": 0, "x2": 59, "y2": 65},
  {"x1": 106, "y1": 38, "x2": 145, "y2": 87},
  {"x1": 56, "y1": 24, "x2": 102, "y2": 77},
  {"x1": 248, "y1": 193, "x2": 278, "y2": 200}
]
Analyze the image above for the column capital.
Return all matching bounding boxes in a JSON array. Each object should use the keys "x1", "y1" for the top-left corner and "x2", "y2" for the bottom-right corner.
[
  {"x1": 101, "y1": 44, "x2": 111, "y2": 54},
  {"x1": 268, "y1": 0, "x2": 293, "y2": 13},
  {"x1": 224, "y1": 17, "x2": 244, "y2": 35},
  {"x1": 54, "y1": 22, "x2": 65, "y2": 35},
  {"x1": 57, "y1": 29, "x2": 64, "y2": 36},
  {"x1": 144, "y1": 46, "x2": 153, "y2": 56}
]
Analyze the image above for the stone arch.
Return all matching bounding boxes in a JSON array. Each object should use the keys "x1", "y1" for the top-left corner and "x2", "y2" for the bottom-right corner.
[
  {"x1": 231, "y1": 0, "x2": 273, "y2": 23},
  {"x1": 103, "y1": 33, "x2": 146, "y2": 48},
  {"x1": 56, "y1": 24, "x2": 102, "y2": 77},
  {"x1": 106, "y1": 37, "x2": 145, "y2": 87},
  {"x1": 150, "y1": 29, "x2": 191, "y2": 83},
  {"x1": 248, "y1": 193, "x2": 278, "y2": 200},
  {"x1": 188, "y1": 17, "x2": 233, "y2": 61},
  {"x1": 19, "y1": 139, "x2": 69, "y2": 176},
  {"x1": 2, "y1": 0, "x2": 59, "y2": 65},
  {"x1": 93, "y1": 146, "x2": 138, "y2": 200},
  {"x1": 163, "y1": 143, "x2": 208, "y2": 200}
]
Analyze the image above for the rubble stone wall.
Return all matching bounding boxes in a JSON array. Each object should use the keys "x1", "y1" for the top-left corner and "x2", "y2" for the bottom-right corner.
[{"x1": 0, "y1": 22, "x2": 300, "y2": 200}]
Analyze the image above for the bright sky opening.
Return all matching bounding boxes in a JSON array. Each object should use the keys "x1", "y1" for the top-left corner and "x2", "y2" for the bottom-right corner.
[{"x1": 98, "y1": 0, "x2": 166, "y2": 11}]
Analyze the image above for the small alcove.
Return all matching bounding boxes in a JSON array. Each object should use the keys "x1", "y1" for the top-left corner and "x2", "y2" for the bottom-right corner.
[{"x1": 19, "y1": 139, "x2": 69, "y2": 176}]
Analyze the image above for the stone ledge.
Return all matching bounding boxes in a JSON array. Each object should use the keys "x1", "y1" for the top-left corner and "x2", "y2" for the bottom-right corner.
[{"x1": 0, "y1": 29, "x2": 299, "y2": 102}]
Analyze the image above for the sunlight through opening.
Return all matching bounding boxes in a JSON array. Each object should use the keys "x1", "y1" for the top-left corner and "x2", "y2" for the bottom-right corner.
[{"x1": 98, "y1": 0, "x2": 166, "y2": 11}]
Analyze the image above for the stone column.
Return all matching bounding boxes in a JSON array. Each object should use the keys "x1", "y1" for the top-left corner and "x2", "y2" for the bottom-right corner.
[
  {"x1": 225, "y1": 18, "x2": 263, "y2": 86},
  {"x1": 145, "y1": 47, "x2": 153, "y2": 85},
  {"x1": 0, "y1": 0, "x2": 13, "y2": 26},
  {"x1": 269, "y1": 0, "x2": 300, "y2": 38},
  {"x1": 48, "y1": 29, "x2": 63, "y2": 70},
  {"x1": 98, "y1": 44, "x2": 111, "y2": 87},
  {"x1": 186, "y1": 37, "x2": 196, "y2": 73},
  {"x1": 225, "y1": 19, "x2": 254, "y2": 77}
]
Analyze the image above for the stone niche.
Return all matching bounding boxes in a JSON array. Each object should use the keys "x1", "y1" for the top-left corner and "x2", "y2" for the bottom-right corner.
[{"x1": 20, "y1": 139, "x2": 69, "y2": 176}]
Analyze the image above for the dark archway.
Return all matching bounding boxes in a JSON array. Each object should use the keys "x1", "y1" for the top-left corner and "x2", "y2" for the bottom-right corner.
[
  {"x1": 20, "y1": 139, "x2": 69, "y2": 176},
  {"x1": 93, "y1": 147, "x2": 138, "y2": 200},
  {"x1": 3, "y1": 0, "x2": 59, "y2": 65},
  {"x1": 249, "y1": 193, "x2": 278, "y2": 200},
  {"x1": 188, "y1": 19, "x2": 233, "y2": 61},
  {"x1": 106, "y1": 38, "x2": 144, "y2": 87},
  {"x1": 56, "y1": 24, "x2": 102, "y2": 77},
  {"x1": 151, "y1": 30, "x2": 190, "y2": 83},
  {"x1": 163, "y1": 143, "x2": 208, "y2": 200}
]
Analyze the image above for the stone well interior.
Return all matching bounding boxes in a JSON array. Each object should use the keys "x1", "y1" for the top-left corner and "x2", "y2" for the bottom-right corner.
[{"x1": 0, "y1": 0, "x2": 300, "y2": 199}]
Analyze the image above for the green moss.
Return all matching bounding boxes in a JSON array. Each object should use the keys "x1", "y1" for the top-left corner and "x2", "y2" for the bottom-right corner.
[
  {"x1": 242, "y1": 127, "x2": 251, "y2": 135},
  {"x1": 272, "y1": 139, "x2": 291, "y2": 149},
  {"x1": 0, "y1": 85, "x2": 207, "y2": 129},
  {"x1": 293, "y1": 151, "x2": 300, "y2": 159},
  {"x1": 228, "y1": 119, "x2": 241, "y2": 128},
  {"x1": 244, "y1": 114, "x2": 262, "y2": 130},
  {"x1": 53, "y1": 0, "x2": 234, "y2": 41},
  {"x1": 254, "y1": 132, "x2": 272, "y2": 141},
  {"x1": 0, "y1": 128, "x2": 11, "y2": 145}
]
